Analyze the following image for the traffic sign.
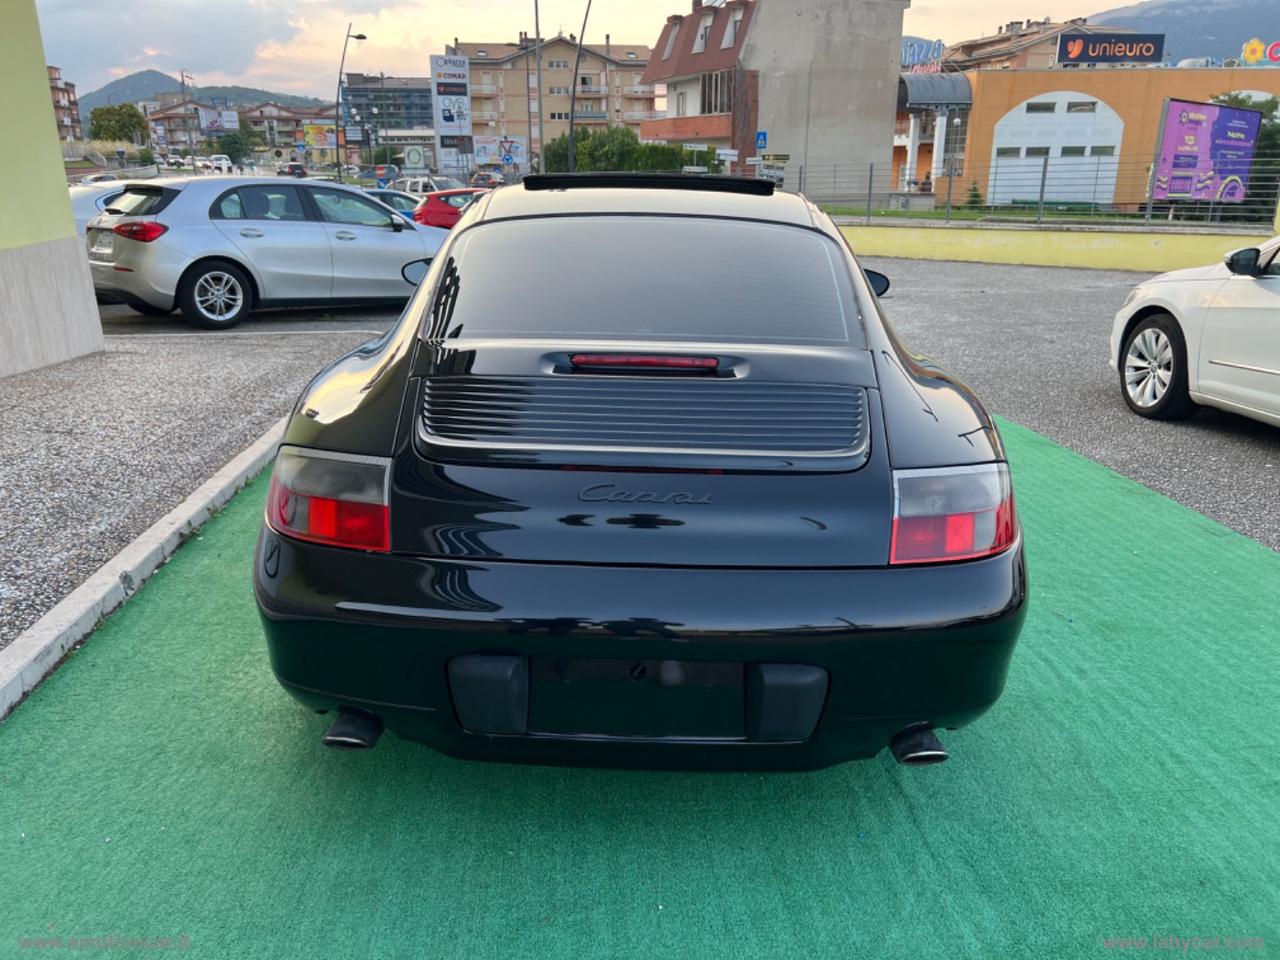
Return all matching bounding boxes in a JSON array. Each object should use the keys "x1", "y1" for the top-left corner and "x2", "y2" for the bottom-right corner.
[
  {"x1": 715, "y1": 148, "x2": 739, "y2": 161},
  {"x1": 761, "y1": 153, "x2": 790, "y2": 164},
  {"x1": 502, "y1": 153, "x2": 514, "y2": 165},
  {"x1": 682, "y1": 143, "x2": 708, "y2": 152},
  {"x1": 755, "y1": 131, "x2": 767, "y2": 150}
]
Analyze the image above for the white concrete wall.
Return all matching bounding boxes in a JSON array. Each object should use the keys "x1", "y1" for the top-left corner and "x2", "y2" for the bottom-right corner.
[
  {"x1": 740, "y1": 0, "x2": 909, "y2": 176},
  {"x1": 1, "y1": 0, "x2": 102, "y2": 378}
]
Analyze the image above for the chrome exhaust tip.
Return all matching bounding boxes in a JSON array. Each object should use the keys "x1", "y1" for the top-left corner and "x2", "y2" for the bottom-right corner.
[
  {"x1": 322, "y1": 708, "x2": 384, "y2": 750},
  {"x1": 889, "y1": 724, "x2": 949, "y2": 766}
]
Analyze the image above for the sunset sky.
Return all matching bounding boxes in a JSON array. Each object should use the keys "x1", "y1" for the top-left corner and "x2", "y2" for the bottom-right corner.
[{"x1": 36, "y1": 0, "x2": 1102, "y2": 97}]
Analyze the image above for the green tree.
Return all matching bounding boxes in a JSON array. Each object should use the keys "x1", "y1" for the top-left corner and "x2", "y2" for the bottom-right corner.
[
  {"x1": 542, "y1": 126, "x2": 723, "y2": 174},
  {"x1": 217, "y1": 130, "x2": 261, "y2": 163},
  {"x1": 88, "y1": 103, "x2": 148, "y2": 142}
]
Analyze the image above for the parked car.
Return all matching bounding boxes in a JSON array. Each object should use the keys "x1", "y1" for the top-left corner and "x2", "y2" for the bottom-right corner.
[
  {"x1": 470, "y1": 171, "x2": 503, "y2": 188},
  {"x1": 69, "y1": 182, "x2": 127, "y2": 234},
  {"x1": 1111, "y1": 239, "x2": 1280, "y2": 427},
  {"x1": 412, "y1": 188, "x2": 487, "y2": 228},
  {"x1": 194, "y1": 156, "x2": 211, "y2": 171},
  {"x1": 392, "y1": 174, "x2": 466, "y2": 195},
  {"x1": 279, "y1": 161, "x2": 307, "y2": 178},
  {"x1": 85, "y1": 176, "x2": 448, "y2": 328},
  {"x1": 363, "y1": 188, "x2": 422, "y2": 215},
  {"x1": 79, "y1": 172, "x2": 119, "y2": 185},
  {"x1": 253, "y1": 173, "x2": 1027, "y2": 770},
  {"x1": 209, "y1": 154, "x2": 233, "y2": 174}
]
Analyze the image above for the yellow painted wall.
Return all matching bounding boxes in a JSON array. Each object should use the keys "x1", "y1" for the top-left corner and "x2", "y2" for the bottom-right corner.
[
  {"x1": 0, "y1": 0, "x2": 76, "y2": 252},
  {"x1": 841, "y1": 224, "x2": 1274, "y2": 273}
]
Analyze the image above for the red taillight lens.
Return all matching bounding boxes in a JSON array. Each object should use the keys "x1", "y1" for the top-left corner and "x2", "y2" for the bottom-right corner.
[
  {"x1": 113, "y1": 221, "x2": 168, "y2": 243},
  {"x1": 265, "y1": 447, "x2": 390, "y2": 552},
  {"x1": 570, "y1": 354, "x2": 718, "y2": 370},
  {"x1": 890, "y1": 463, "x2": 1018, "y2": 565}
]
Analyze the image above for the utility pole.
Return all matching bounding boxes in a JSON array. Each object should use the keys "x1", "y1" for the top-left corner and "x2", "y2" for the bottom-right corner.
[
  {"x1": 566, "y1": 0, "x2": 593, "y2": 172},
  {"x1": 534, "y1": 1, "x2": 544, "y2": 172}
]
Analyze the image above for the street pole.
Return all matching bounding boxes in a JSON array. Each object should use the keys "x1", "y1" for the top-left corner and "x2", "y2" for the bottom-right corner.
[
  {"x1": 335, "y1": 24, "x2": 366, "y2": 183},
  {"x1": 534, "y1": 1, "x2": 544, "y2": 172},
  {"x1": 566, "y1": 0, "x2": 593, "y2": 172}
]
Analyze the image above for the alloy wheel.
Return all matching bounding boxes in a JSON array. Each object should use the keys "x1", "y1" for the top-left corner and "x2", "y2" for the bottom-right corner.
[
  {"x1": 1124, "y1": 327, "x2": 1173, "y2": 408},
  {"x1": 194, "y1": 271, "x2": 244, "y2": 322}
]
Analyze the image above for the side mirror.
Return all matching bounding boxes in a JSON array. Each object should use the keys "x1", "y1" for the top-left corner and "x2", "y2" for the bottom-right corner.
[
  {"x1": 401, "y1": 258, "x2": 432, "y2": 287},
  {"x1": 1225, "y1": 248, "x2": 1261, "y2": 276},
  {"x1": 390, "y1": 217, "x2": 404, "y2": 232},
  {"x1": 864, "y1": 269, "x2": 891, "y2": 297}
]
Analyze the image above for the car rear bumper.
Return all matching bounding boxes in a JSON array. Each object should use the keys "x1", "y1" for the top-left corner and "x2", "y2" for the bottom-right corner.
[
  {"x1": 253, "y1": 529, "x2": 1028, "y2": 770},
  {"x1": 89, "y1": 258, "x2": 177, "y2": 311}
]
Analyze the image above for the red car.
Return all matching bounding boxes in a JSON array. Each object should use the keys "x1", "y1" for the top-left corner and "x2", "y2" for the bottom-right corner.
[{"x1": 412, "y1": 188, "x2": 488, "y2": 229}]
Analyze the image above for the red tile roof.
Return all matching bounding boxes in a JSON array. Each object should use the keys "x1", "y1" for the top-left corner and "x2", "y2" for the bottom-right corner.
[{"x1": 642, "y1": 0, "x2": 756, "y2": 85}]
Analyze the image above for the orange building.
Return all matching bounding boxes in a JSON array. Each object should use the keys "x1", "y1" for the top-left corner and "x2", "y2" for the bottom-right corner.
[{"x1": 952, "y1": 68, "x2": 1280, "y2": 210}]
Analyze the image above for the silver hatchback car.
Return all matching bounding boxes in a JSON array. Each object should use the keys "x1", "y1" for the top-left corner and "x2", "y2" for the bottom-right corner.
[{"x1": 86, "y1": 176, "x2": 449, "y2": 328}]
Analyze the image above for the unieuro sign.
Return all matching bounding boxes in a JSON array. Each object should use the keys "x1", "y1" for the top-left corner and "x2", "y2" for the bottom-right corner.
[
  {"x1": 1241, "y1": 38, "x2": 1280, "y2": 65},
  {"x1": 1056, "y1": 32, "x2": 1165, "y2": 64}
]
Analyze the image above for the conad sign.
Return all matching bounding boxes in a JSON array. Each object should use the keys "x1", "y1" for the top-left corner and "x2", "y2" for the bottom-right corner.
[
  {"x1": 1241, "y1": 38, "x2": 1280, "y2": 65},
  {"x1": 1056, "y1": 32, "x2": 1165, "y2": 65}
]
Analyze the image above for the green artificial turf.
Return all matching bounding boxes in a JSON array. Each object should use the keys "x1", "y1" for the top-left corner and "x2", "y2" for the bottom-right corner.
[{"x1": 1, "y1": 420, "x2": 1277, "y2": 959}]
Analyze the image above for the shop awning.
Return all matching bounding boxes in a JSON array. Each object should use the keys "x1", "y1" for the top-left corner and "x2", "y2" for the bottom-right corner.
[{"x1": 898, "y1": 72, "x2": 972, "y2": 110}]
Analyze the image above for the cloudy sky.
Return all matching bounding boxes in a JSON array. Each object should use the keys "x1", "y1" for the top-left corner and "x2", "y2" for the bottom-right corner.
[{"x1": 36, "y1": 0, "x2": 1098, "y2": 97}]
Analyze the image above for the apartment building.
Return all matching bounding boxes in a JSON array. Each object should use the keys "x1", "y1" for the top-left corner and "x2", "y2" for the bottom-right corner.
[
  {"x1": 643, "y1": 0, "x2": 908, "y2": 177},
  {"x1": 446, "y1": 33, "x2": 656, "y2": 167},
  {"x1": 47, "y1": 65, "x2": 81, "y2": 141}
]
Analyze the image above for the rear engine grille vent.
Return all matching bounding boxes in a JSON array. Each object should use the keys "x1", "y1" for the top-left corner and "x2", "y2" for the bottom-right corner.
[{"x1": 420, "y1": 377, "x2": 868, "y2": 459}]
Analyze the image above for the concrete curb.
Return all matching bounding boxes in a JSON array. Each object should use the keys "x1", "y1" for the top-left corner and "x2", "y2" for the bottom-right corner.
[{"x1": 0, "y1": 416, "x2": 287, "y2": 721}]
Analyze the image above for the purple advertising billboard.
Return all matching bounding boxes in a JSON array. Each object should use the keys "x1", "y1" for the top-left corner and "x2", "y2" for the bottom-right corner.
[{"x1": 1153, "y1": 99, "x2": 1262, "y2": 203}]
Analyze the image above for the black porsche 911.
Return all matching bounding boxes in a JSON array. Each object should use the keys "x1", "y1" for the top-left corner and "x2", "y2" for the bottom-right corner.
[{"x1": 254, "y1": 173, "x2": 1027, "y2": 771}]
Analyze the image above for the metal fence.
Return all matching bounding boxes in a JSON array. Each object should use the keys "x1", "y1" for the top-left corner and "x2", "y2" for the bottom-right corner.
[{"x1": 762, "y1": 157, "x2": 1280, "y2": 230}]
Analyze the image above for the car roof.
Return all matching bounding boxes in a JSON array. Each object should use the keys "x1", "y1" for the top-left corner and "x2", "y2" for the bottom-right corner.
[{"x1": 478, "y1": 176, "x2": 816, "y2": 228}]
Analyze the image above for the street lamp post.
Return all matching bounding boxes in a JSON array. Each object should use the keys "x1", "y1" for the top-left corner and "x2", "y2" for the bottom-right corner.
[
  {"x1": 335, "y1": 23, "x2": 367, "y2": 182},
  {"x1": 566, "y1": 0, "x2": 594, "y2": 172}
]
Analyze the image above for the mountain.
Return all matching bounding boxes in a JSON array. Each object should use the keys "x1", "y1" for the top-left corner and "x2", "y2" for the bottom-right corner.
[
  {"x1": 1090, "y1": 0, "x2": 1280, "y2": 63},
  {"x1": 79, "y1": 70, "x2": 326, "y2": 115}
]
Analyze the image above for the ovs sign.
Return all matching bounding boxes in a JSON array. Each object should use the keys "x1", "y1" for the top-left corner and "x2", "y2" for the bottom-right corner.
[{"x1": 1242, "y1": 38, "x2": 1280, "y2": 65}]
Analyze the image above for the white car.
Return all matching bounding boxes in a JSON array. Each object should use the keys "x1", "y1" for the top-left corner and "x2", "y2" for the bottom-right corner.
[
  {"x1": 1110, "y1": 238, "x2": 1280, "y2": 427},
  {"x1": 68, "y1": 182, "x2": 126, "y2": 234},
  {"x1": 209, "y1": 154, "x2": 232, "y2": 173}
]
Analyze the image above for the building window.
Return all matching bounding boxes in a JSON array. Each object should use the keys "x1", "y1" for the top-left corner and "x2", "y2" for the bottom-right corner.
[
  {"x1": 1025, "y1": 102, "x2": 1056, "y2": 114},
  {"x1": 1060, "y1": 146, "x2": 1087, "y2": 157},
  {"x1": 692, "y1": 13, "x2": 714, "y2": 53},
  {"x1": 723, "y1": 9, "x2": 745, "y2": 48},
  {"x1": 699, "y1": 69, "x2": 733, "y2": 115},
  {"x1": 627, "y1": 52, "x2": 637, "y2": 59},
  {"x1": 663, "y1": 26, "x2": 679, "y2": 60},
  {"x1": 1066, "y1": 101, "x2": 1097, "y2": 113},
  {"x1": 995, "y1": 147, "x2": 1021, "y2": 158},
  {"x1": 477, "y1": 50, "x2": 487, "y2": 58},
  {"x1": 675, "y1": 90, "x2": 687, "y2": 117},
  {"x1": 1025, "y1": 146, "x2": 1051, "y2": 158},
  {"x1": 1090, "y1": 145, "x2": 1116, "y2": 157},
  {"x1": 548, "y1": 59, "x2": 569, "y2": 69}
]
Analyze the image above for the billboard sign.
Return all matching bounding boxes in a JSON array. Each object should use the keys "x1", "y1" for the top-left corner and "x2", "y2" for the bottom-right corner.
[
  {"x1": 475, "y1": 135, "x2": 526, "y2": 168},
  {"x1": 431, "y1": 54, "x2": 472, "y2": 173},
  {"x1": 1057, "y1": 33, "x2": 1164, "y2": 64},
  {"x1": 1153, "y1": 99, "x2": 1263, "y2": 202},
  {"x1": 150, "y1": 121, "x2": 167, "y2": 147},
  {"x1": 219, "y1": 110, "x2": 240, "y2": 131},
  {"x1": 303, "y1": 123, "x2": 337, "y2": 149},
  {"x1": 901, "y1": 38, "x2": 945, "y2": 70}
]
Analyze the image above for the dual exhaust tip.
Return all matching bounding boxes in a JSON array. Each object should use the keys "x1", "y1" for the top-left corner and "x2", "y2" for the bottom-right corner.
[{"x1": 322, "y1": 709, "x2": 950, "y2": 765}]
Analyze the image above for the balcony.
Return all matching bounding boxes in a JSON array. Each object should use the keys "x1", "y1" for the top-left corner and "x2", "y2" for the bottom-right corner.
[
  {"x1": 624, "y1": 85, "x2": 655, "y2": 96},
  {"x1": 472, "y1": 84, "x2": 498, "y2": 95},
  {"x1": 474, "y1": 109, "x2": 499, "y2": 121},
  {"x1": 575, "y1": 85, "x2": 607, "y2": 96},
  {"x1": 623, "y1": 111, "x2": 662, "y2": 121},
  {"x1": 574, "y1": 110, "x2": 608, "y2": 121}
]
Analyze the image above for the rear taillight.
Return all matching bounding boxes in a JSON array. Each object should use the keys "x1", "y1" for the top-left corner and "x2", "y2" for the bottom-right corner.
[
  {"x1": 265, "y1": 447, "x2": 391, "y2": 553},
  {"x1": 113, "y1": 221, "x2": 168, "y2": 242},
  {"x1": 890, "y1": 463, "x2": 1018, "y2": 565}
]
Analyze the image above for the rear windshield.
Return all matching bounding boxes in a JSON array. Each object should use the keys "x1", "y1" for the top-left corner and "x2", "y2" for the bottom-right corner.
[
  {"x1": 425, "y1": 216, "x2": 862, "y2": 346},
  {"x1": 103, "y1": 187, "x2": 173, "y2": 217}
]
